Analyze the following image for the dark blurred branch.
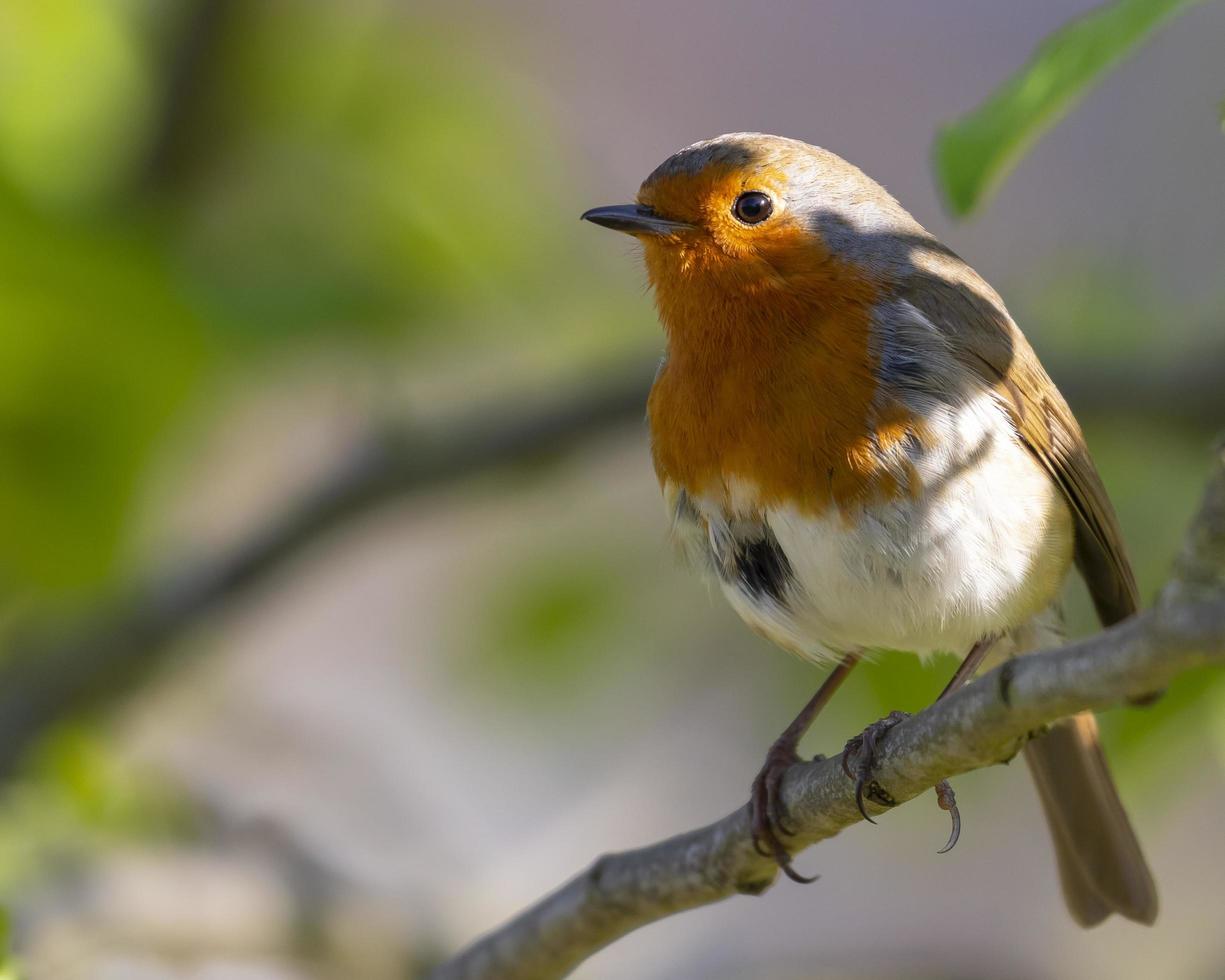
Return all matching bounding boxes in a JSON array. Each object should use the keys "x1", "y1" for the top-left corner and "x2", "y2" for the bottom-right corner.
[
  {"x1": 0, "y1": 363, "x2": 655, "y2": 779},
  {"x1": 1053, "y1": 342, "x2": 1225, "y2": 430},
  {"x1": 431, "y1": 447, "x2": 1225, "y2": 980},
  {"x1": 142, "y1": 0, "x2": 234, "y2": 192},
  {"x1": 0, "y1": 342, "x2": 1217, "y2": 780}
]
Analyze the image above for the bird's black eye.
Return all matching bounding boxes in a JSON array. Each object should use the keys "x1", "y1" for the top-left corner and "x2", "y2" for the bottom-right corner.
[{"x1": 733, "y1": 191, "x2": 773, "y2": 225}]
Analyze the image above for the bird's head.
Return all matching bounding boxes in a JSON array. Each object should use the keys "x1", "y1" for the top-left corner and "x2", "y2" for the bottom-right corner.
[{"x1": 583, "y1": 133, "x2": 923, "y2": 336}]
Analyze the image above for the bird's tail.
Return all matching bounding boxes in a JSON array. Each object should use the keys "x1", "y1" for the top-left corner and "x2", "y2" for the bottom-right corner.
[{"x1": 1023, "y1": 711, "x2": 1158, "y2": 927}]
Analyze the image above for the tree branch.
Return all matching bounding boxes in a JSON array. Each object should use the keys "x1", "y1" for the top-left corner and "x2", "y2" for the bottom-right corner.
[{"x1": 430, "y1": 444, "x2": 1225, "y2": 980}]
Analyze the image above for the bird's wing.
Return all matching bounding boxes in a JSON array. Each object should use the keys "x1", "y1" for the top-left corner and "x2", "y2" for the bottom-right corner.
[{"x1": 898, "y1": 243, "x2": 1139, "y2": 626}]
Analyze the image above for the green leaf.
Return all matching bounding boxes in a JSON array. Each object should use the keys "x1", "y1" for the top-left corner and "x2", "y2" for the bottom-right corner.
[{"x1": 934, "y1": 0, "x2": 1204, "y2": 216}]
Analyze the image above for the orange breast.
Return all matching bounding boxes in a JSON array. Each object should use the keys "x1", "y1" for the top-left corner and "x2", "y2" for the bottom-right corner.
[{"x1": 644, "y1": 234, "x2": 917, "y2": 515}]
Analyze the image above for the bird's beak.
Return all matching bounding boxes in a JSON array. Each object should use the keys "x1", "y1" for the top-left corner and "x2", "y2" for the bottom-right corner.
[{"x1": 581, "y1": 204, "x2": 694, "y2": 238}]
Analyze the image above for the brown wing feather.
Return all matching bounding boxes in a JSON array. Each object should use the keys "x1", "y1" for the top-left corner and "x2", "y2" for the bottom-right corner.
[{"x1": 898, "y1": 243, "x2": 1139, "y2": 626}]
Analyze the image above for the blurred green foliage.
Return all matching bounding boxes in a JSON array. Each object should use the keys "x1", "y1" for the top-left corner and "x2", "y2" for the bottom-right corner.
[
  {"x1": 181, "y1": 3, "x2": 587, "y2": 340},
  {"x1": 0, "y1": 725, "x2": 191, "y2": 894},
  {"x1": 485, "y1": 561, "x2": 620, "y2": 681},
  {"x1": 0, "y1": 907, "x2": 17, "y2": 980},
  {"x1": 0, "y1": 0, "x2": 634, "y2": 607},
  {"x1": 458, "y1": 534, "x2": 675, "y2": 721},
  {"x1": 0, "y1": 190, "x2": 208, "y2": 592},
  {"x1": 0, "y1": 0, "x2": 156, "y2": 211},
  {"x1": 934, "y1": 0, "x2": 1207, "y2": 216},
  {"x1": 0, "y1": 0, "x2": 646, "y2": 915}
]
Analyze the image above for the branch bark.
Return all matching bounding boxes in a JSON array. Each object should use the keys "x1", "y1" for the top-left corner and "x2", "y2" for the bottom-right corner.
[{"x1": 430, "y1": 444, "x2": 1225, "y2": 980}]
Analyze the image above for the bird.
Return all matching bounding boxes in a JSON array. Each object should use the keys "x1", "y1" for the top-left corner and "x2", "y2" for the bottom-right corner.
[{"x1": 581, "y1": 132, "x2": 1157, "y2": 927}]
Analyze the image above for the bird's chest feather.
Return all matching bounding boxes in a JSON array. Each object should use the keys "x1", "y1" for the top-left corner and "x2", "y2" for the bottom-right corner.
[
  {"x1": 645, "y1": 286, "x2": 912, "y2": 514},
  {"x1": 663, "y1": 390, "x2": 1074, "y2": 663}
]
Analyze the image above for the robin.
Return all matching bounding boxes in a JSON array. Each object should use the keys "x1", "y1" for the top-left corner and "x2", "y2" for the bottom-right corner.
[{"x1": 582, "y1": 133, "x2": 1157, "y2": 926}]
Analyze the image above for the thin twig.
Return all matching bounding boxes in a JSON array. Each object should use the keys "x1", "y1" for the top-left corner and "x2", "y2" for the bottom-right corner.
[{"x1": 430, "y1": 446, "x2": 1225, "y2": 980}]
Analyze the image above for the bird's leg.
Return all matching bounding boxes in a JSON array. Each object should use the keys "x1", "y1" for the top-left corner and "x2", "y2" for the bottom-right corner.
[
  {"x1": 842, "y1": 637, "x2": 997, "y2": 851},
  {"x1": 937, "y1": 636, "x2": 997, "y2": 699},
  {"x1": 751, "y1": 652, "x2": 860, "y2": 883}
]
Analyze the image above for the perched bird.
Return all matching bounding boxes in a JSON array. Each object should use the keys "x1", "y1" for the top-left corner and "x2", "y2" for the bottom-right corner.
[{"x1": 582, "y1": 133, "x2": 1157, "y2": 926}]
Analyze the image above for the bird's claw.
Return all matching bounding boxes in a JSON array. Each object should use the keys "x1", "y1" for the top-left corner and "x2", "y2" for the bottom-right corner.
[
  {"x1": 749, "y1": 742, "x2": 818, "y2": 884},
  {"x1": 841, "y1": 710, "x2": 910, "y2": 823},
  {"x1": 935, "y1": 779, "x2": 961, "y2": 854},
  {"x1": 842, "y1": 711, "x2": 964, "y2": 852}
]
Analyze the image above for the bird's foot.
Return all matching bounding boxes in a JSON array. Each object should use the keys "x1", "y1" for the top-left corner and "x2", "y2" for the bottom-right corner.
[
  {"x1": 842, "y1": 710, "x2": 961, "y2": 852},
  {"x1": 749, "y1": 739, "x2": 817, "y2": 884},
  {"x1": 841, "y1": 710, "x2": 909, "y2": 822}
]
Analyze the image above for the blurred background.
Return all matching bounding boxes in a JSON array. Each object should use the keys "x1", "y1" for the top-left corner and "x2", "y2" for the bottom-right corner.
[{"x1": 0, "y1": 0, "x2": 1223, "y2": 977}]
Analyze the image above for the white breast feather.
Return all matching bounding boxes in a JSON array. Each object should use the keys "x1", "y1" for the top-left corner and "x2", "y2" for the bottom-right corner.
[
  {"x1": 754, "y1": 390, "x2": 1072, "y2": 662},
  {"x1": 677, "y1": 398, "x2": 1073, "y2": 666}
]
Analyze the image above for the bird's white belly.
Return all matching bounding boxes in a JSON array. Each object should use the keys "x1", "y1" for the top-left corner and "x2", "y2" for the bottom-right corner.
[{"x1": 712, "y1": 393, "x2": 1074, "y2": 662}]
